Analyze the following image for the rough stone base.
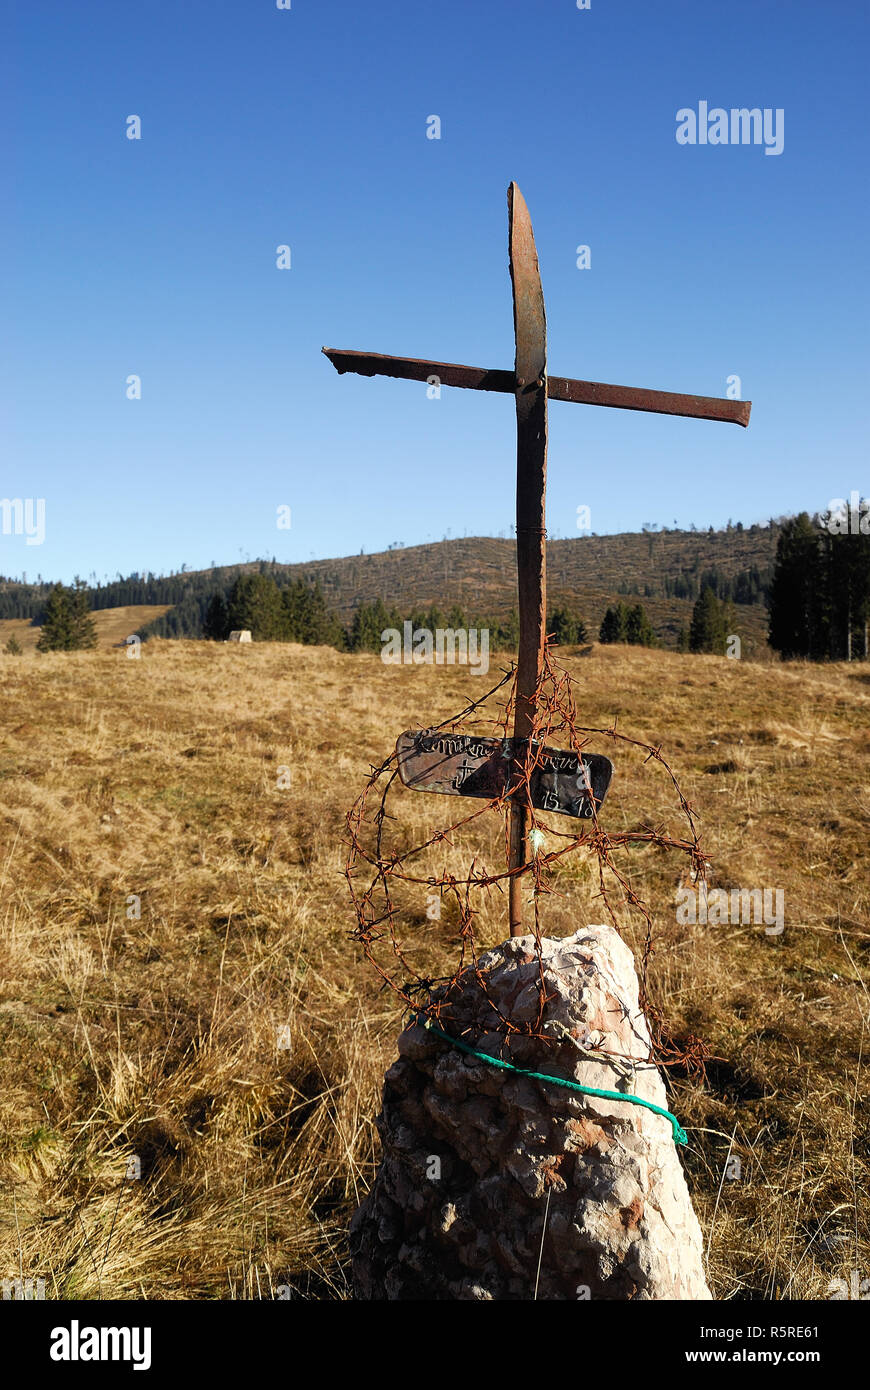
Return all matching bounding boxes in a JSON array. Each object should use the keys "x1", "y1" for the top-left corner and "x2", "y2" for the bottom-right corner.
[{"x1": 351, "y1": 925, "x2": 711, "y2": 1300}]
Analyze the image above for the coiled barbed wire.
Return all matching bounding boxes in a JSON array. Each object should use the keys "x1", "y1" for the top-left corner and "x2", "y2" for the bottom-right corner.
[{"x1": 345, "y1": 645, "x2": 711, "y2": 1077}]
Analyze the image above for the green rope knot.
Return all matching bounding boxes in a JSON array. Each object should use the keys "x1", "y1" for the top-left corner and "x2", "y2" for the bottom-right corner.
[{"x1": 409, "y1": 1011, "x2": 687, "y2": 1146}]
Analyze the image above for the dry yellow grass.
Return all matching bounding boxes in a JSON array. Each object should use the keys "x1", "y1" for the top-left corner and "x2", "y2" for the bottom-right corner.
[{"x1": 0, "y1": 638, "x2": 867, "y2": 1299}]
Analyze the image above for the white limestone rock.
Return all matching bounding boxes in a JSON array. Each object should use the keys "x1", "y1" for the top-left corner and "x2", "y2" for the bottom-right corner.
[{"x1": 351, "y1": 924, "x2": 711, "y2": 1300}]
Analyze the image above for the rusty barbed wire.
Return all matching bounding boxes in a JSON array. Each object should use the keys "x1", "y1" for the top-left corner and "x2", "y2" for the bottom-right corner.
[{"x1": 344, "y1": 644, "x2": 712, "y2": 1078}]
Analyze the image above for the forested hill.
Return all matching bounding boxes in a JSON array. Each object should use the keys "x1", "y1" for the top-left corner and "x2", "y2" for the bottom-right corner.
[{"x1": 0, "y1": 522, "x2": 778, "y2": 630}]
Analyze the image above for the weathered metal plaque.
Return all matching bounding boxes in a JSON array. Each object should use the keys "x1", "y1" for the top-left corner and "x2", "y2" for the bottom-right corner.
[{"x1": 396, "y1": 729, "x2": 613, "y2": 820}]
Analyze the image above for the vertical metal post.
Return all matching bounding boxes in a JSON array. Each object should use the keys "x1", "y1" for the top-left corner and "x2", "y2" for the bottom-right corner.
[{"x1": 507, "y1": 183, "x2": 548, "y2": 937}]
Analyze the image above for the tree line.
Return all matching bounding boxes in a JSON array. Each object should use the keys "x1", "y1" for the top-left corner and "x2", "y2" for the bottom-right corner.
[
  {"x1": 0, "y1": 559, "x2": 345, "y2": 623},
  {"x1": 193, "y1": 575, "x2": 590, "y2": 654},
  {"x1": 8, "y1": 508, "x2": 869, "y2": 662},
  {"x1": 661, "y1": 563, "x2": 768, "y2": 605},
  {"x1": 11, "y1": 576, "x2": 734, "y2": 659},
  {"x1": 767, "y1": 510, "x2": 870, "y2": 660}
]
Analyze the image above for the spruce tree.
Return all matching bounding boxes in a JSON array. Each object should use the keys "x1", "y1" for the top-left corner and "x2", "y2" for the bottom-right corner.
[
  {"x1": 768, "y1": 513, "x2": 822, "y2": 658},
  {"x1": 425, "y1": 604, "x2": 445, "y2": 632},
  {"x1": 494, "y1": 608, "x2": 520, "y2": 651},
  {"x1": 35, "y1": 580, "x2": 96, "y2": 652},
  {"x1": 348, "y1": 598, "x2": 397, "y2": 652},
  {"x1": 203, "y1": 593, "x2": 229, "y2": 641},
  {"x1": 854, "y1": 527, "x2": 870, "y2": 659},
  {"x1": 226, "y1": 574, "x2": 283, "y2": 640},
  {"x1": 280, "y1": 580, "x2": 308, "y2": 641},
  {"x1": 599, "y1": 603, "x2": 628, "y2": 644},
  {"x1": 689, "y1": 586, "x2": 727, "y2": 654},
  {"x1": 548, "y1": 606, "x2": 586, "y2": 646},
  {"x1": 306, "y1": 580, "x2": 345, "y2": 647},
  {"x1": 625, "y1": 603, "x2": 656, "y2": 647},
  {"x1": 68, "y1": 579, "x2": 98, "y2": 650},
  {"x1": 821, "y1": 517, "x2": 870, "y2": 661},
  {"x1": 36, "y1": 584, "x2": 73, "y2": 651},
  {"x1": 282, "y1": 579, "x2": 346, "y2": 647}
]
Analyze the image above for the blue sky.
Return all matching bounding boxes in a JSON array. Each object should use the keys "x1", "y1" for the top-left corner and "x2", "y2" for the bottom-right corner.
[{"x1": 2, "y1": 0, "x2": 868, "y2": 584}]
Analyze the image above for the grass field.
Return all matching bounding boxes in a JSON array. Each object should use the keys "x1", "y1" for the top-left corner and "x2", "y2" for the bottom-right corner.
[{"x1": 0, "y1": 638, "x2": 867, "y2": 1299}]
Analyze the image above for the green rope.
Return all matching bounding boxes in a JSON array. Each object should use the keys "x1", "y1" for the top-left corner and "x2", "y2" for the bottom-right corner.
[{"x1": 409, "y1": 1011, "x2": 687, "y2": 1146}]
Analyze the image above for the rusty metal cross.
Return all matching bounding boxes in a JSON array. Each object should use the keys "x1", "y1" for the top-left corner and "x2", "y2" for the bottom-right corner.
[{"x1": 324, "y1": 182, "x2": 750, "y2": 936}]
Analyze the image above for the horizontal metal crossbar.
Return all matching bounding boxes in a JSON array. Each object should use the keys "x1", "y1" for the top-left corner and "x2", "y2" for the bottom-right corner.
[{"x1": 322, "y1": 347, "x2": 751, "y2": 426}]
